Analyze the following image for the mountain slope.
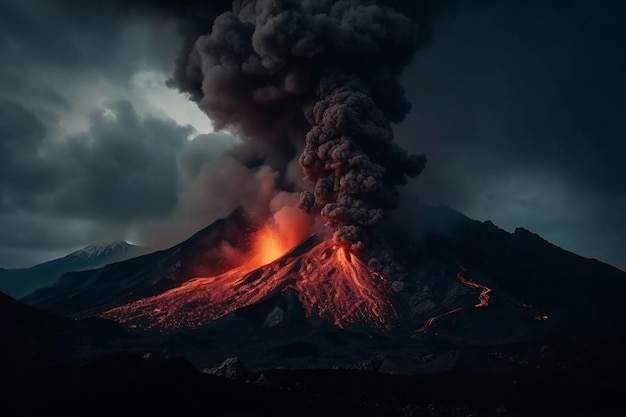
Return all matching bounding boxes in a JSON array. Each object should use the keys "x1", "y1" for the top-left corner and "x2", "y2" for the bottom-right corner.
[
  {"x1": 406, "y1": 204, "x2": 626, "y2": 337},
  {"x1": 23, "y1": 209, "x2": 251, "y2": 317},
  {"x1": 0, "y1": 290, "x2": 123, "y2": 369},
  {"x1": 0, "y1": 241, "x2": 144, "y2": 299}
]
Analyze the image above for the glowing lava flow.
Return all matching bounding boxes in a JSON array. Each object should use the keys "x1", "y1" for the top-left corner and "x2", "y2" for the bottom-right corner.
[
  {"x1": 294, "y1": 244, "x2": 396, "y2": 329},
  {"x1": 102, "y1": 234, "x2": 396, "y2": 331},
  {"x1": 456, "y1": 265, "x2": 491, "y2": 308},
  {"x1": 414, "y1": 266, "x2": 492, "y2": 333},
  {"x1": 414, "y1": 307, "x2": 464, "y2": 333}
]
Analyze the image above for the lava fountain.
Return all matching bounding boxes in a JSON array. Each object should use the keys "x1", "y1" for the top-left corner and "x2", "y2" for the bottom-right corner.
[{"x1": 102, "y1": 226, "x2": 396, "y2": 331}]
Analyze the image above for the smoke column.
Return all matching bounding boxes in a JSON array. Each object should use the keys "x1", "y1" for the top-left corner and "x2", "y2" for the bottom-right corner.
[{"x1": 171, "y1": 0, "x2": 427, "y2": 274}]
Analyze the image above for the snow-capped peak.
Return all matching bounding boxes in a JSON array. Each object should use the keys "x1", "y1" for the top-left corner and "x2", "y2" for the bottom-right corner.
[{"x1": 70, "y1": 240, "x2": 134, "y2": 259}]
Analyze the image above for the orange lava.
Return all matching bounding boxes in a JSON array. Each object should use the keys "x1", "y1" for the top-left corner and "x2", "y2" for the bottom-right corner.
[
  {"x1": 102, "y1": 237, "x2": 396, "y2": 331},
  {"x1": 295, "y1": 244, "x2": 396, "y2": 329},
  {"x1": 248, "y1": 223, "x2": 302, "y2": 269},
  {"x1": 456, "y1": 266, "x2": 491, "y2": 308},
  {"x1": 414, "y1": 307, "x2": 464, "y2": 333},
  {"x1": 414, "y1": 266, "x2": 492, "y2": 333}
]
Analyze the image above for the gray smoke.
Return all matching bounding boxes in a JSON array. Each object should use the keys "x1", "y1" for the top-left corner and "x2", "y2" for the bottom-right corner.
[{"x1": 171, "y1": 0, "x2": 427, "y2": 274}]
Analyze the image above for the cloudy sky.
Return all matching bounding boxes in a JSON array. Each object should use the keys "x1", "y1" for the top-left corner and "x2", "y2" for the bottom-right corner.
[{"x1": 0, "y1": 0, "x2": 624, "y2": 271}]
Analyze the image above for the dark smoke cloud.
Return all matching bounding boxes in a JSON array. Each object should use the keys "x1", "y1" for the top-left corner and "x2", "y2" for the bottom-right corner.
[
  {"x1": 110, "y1": 0, "x2": 430, "y2": 102},
  {"x1": 168, "y1": 0, "x2": 428, "y2": 274},
  {"x1": 300, "y1": 73, "x2": 426, "y2": 250}
]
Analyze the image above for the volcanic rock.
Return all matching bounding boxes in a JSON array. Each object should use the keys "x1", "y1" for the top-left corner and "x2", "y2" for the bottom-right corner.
[{"x1": 202, "y1": 357, "x2": 248, "y2": 380}]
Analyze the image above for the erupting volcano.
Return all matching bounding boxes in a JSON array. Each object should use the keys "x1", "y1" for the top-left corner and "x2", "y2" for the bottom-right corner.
[
  {"x1": 165, "y1": 0, "x2": 427, "y2": 275},
  {"x1": 100, "y1": 0, "x2": 429, "y2": 331},
  {"x1": 6, "y1": 2, "x2": 626, "y2": 415},
  {"x1": 103, "y1": 225, "x2": 396, "y2": 330}
]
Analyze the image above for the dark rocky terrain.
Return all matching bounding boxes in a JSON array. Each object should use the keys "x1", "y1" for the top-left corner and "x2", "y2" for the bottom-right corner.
[{"x1": 3, "y1": 337, "x2": 624, "y2": 417}]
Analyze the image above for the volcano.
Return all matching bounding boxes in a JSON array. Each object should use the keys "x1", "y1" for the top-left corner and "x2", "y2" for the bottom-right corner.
[
  {"x1": 25, "y1": 206, "x2": 403, "y2": 333},
  {"x1": 102, "y1": 236, "x2": 397, "y2": 331},
  {"x1": 23, "y1": 203, "x2": 626, "y2": 372}
]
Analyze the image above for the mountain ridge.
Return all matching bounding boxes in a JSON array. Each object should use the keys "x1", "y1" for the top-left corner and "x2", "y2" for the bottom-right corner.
[
  {"x1": 0, "y1": 240, "x2": 145, "y2": 299},
  {"x1": 22, "y1": 208, "x2": 251, "y2": 317}
]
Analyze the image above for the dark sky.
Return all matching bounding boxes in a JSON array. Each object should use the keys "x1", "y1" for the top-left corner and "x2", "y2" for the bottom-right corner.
[{"x1": 0, "y1": 0, "x2": 624, "y2": 271}]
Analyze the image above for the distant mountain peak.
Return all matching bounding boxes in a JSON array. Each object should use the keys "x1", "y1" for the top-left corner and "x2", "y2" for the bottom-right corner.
[
  {"x1": 0, "y1": 240, "x2": 145, "y2": 299},
  {"x1": 72, "y1": 241, "x2": 135, "y2": 258}
]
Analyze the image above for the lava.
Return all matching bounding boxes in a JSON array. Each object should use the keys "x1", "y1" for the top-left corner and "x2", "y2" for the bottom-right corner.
[
  {"x1": 414, "y1": 266, "x2": 492, "y2": 333},
  {"x1": 102, "y1": 235, "x2": 396, "y2": 331},
  {"x1": 248, "y1": 223, "x2": 302, "y2": 270},
  {"x1": 295, "y1": 244, "x2": 397, "y2": 329},
  {"x1": 414, "y1": 308, "x2": 464, "y2": 333},
  {"x1": 456, "y1": 266, "x2": 492, "y2": 308}
]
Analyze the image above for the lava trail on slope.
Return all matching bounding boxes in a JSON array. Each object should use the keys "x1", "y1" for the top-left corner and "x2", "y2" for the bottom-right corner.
[{"x1": 414, "y1": 266, "x2": 492, "y2": 333}]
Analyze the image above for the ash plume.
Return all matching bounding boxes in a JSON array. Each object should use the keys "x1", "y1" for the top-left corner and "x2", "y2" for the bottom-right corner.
[{"x1": 170, "y1": 0, "x2": 428, "y2": 275}]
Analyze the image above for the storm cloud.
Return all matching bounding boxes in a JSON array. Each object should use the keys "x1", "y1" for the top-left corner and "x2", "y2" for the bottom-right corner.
[
  {"x1": 0, "y1": 0, "x2": 210, "y2": 266},
  {"x1": 0, "y1": 99, "x2": 194, "y2": 261}
]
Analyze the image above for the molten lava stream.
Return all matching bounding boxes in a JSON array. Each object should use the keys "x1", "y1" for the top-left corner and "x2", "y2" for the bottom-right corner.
[
  {"x1": 456, "y1": 267, "x2": 491, "y2": 308},
  {"x1": 414, "y1": 307, "x2": 464, "y2": 333},
  {"x1": 102, "y1": 227, "x2": 397, "y2": 331},
  {"x1": 294, "y1": 244, "x2": 397, "y2": 329},
  {"x1": 414, "y1": 266, "x2": 492, "y2": 333}
]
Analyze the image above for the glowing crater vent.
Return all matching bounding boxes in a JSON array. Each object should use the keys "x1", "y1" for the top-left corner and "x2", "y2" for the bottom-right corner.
[{"x1": 102, "y1": 232, "x2": 396, "y2": 331}]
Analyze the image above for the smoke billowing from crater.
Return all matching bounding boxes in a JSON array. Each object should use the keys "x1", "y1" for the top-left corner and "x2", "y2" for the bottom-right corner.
[{"x1": 171, "y1": 0, "x2": 427, "y2": 275}]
